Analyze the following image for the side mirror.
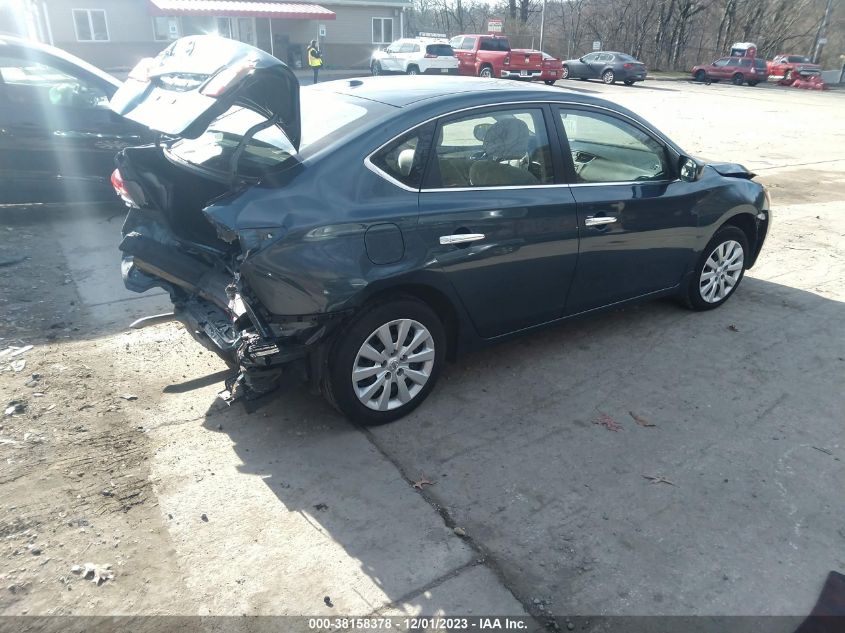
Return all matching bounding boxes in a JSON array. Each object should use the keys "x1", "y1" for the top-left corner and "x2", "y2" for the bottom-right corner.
[
  {"x1": 579, "y1": 57, "x2": 585, "y2": 62},
  {"x1": 679, "y1": 156, "x2": 701, "y2": 182}
]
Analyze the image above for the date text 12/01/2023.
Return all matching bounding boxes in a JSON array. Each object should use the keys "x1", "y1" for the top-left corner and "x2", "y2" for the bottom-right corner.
[{"x1": 307, "y1": 617, "x2": 530, "y2": 630}]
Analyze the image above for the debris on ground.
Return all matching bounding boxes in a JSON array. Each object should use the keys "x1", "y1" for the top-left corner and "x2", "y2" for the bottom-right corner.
[
  {"x1": 76, "y1": 562, "x2": 114, "y2": 585},
  {"x1": 812, "y1": 446, "x2": 833, "y2": 455},
  {"x1": 593, "y1": 412, "x2": 622, "y2": 432},
  {"x1": 119, "y1": 393, "x2": 138, "y2": 401},
  {"x1": 453, "y1": 526, "x2": 467, "y2": 537},
  {"x1": 200, "y1": 513, "x2": 209, "y2": 521},
  {"x1": 5, "y1": 400, "x2": 26, "y2": 416},
  {"x1": 727, "y1": 324, "x2": 739, "y2": 332},
  {"x1": 643, "y1": 474, "x2": 675, "y2": 486},
  {"x1": 629, "y1": 411, "x2": 657, "y2": 427},
  {"x1": 323, "y1": 595, "x2": 333, "y2": 607},
  {"x1": 313, "y1": 504, "x2": 328, "y2": 512},
  {"x1": 412, "y1": 476, "x2": 435, "y2": 490}
]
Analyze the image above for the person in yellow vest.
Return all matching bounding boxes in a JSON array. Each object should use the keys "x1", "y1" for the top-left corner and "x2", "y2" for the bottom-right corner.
[{"x1": 307, "y1": 40, "x2": 323, "y2": 84}]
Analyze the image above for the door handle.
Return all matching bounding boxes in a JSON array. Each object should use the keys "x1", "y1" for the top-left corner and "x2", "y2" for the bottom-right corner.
[
  {"x1": 440, "y1": 233, "x2": 485, "y2": 245},
  {"x1": 584, "y1": 216, "x2": 617, "y2": 227}
]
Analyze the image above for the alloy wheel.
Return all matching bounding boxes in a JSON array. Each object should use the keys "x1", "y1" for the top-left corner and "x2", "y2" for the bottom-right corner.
[
  {"x1": 352, "y1": 318, "x2": 435, "y2": 411},
  {"x1": 699, "y1": 240, "x2": 744, "y2": 303},
  {"x1": 562, "y1": 66, "x2": 569, "y2": 79},
  {"x1": 603, "y1": 70, "x2": 614, "y2": 84}
]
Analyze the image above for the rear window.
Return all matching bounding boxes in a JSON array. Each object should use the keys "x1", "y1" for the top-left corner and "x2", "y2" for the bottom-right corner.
[
  {"x1": 616, "y1": 54, "x2": 637, "y2": 62},
  {"x1": 166, "y1": 89, "x2": 371, "y2": 178},
  {"x1": 739, "y1": 58, "x2": 751, "y2": 67},
  {"x1": 479, "y1": 37, "x2": 510, "y2": 52},
  {"x1": 426, "y1": 44, "x2": 454, "y2": 57}
]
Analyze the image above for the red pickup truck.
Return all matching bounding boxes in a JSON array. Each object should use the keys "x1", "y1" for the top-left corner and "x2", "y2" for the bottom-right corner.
[
  {"x1": 448, "y1": 34, "x2": 543, "y2": 80},
  {"x1": 766, "y1": 54, "x2": 821, "y2": 82}
]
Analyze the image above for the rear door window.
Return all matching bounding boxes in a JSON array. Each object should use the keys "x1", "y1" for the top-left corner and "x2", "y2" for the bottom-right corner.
[
  {"x1": 426, "y1": 44, "x2": 454, "y2": 57},
  {"x1": 370, "y1": 124, "x2": 434, "y2": 189},
  {"x1": 430, "y1": 108, "x2": 553, "y2": 188}
]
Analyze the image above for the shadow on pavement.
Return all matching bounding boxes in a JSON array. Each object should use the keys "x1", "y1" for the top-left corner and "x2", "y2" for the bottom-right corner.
[{"x1": 191, "y1": 275, "x2": 843, "y2": 619}]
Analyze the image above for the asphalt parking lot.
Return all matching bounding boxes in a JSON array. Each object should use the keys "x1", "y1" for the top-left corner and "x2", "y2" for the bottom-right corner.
[{"x1": 1, "y1": 77, "x2": 843, "y2": 625}]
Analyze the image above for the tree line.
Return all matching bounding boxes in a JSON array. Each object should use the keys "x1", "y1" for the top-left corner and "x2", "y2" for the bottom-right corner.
[{"x1": 406, "y1": 0, "x2": 843, "y2": 70}]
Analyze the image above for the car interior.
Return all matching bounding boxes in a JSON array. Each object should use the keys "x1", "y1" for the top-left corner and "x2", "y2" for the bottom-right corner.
[{"x1": 374, "y1": 108, "x2": 668, "y2": 188}]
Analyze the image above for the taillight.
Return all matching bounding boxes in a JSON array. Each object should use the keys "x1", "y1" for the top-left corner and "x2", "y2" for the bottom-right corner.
[
  {"x1": 111, "y1": 168, "x2": 136, "y2": 207},
  {"x1": 504, "y1": 55, "x2": 510, "y2": 65},
  {"x1": 201, "y1": 60, "x2": 256, "y2": 97},
  {"x1": 623, "y1": 63, "x2": 633, "y2": 69},
  {"x1": 424, "y1": 53, "x2": 437, "y2": 58}
]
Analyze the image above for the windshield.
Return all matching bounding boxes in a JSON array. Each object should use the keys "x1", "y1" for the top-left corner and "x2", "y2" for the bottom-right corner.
[{"x1": 166, "y1": 89, "x2": 370, "y2": 177}]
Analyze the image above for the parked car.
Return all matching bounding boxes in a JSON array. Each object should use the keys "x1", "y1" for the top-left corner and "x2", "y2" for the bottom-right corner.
[
  {"x1": 561, "y1": 51, "x2": 647, "y2": 85},
  {"x1": 767, "y1": 54, "x2": 821, "y2": 82},
  {"x1": 449, "y1": 34, "x2": 542, "y2": 80},
  {"x1": 0, "y1": 35, "x2": 147, "y2": 204},
  {"x1": 535, "y1": 52, "x2": 563, "y2": 85},
  {"x1": 111, "y1": 36, "x2": 770, "y2": 424},
  {"x1": 691, "y1": 57, "x2": 769, "y2": 85},
  {"x1": 370, "y1": 37, "x2": 459, "y2": 76}
]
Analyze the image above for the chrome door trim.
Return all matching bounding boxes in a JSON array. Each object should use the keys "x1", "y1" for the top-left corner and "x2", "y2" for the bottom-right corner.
[
  {"x1": 584, "y1": 216, "x2": 617, "y2": 226},
  {"x1": 439, "y1": 233, "x2": 485, "y2": 245}
]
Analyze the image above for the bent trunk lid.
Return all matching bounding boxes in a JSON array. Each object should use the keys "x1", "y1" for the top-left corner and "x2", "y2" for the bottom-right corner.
[{"x1": 110, "y1": 35, "x2": 300, "y2": 149}]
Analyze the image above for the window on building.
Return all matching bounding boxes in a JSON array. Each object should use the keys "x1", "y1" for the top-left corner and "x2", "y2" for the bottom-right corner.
[
  {"x1": 216, "y1": 17, "x2": 232, "y2": 38},
  {"x1": 372, "y1": 17, "x2": 393, "y2": 45},
  {"x1": 152, "y1": 16, "x2": 180, "y2": 41},
  {"x1": 72, "y1": 9, "x2": 109, "y2": 42}
]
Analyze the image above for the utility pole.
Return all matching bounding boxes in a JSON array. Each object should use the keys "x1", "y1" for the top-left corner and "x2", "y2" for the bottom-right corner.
[
  {"x1": 812, "y1": 0, "x2": 834, "y2": 64},
  {"x1": 538, "y1": 0, "x2": 547, "y2": 52}
]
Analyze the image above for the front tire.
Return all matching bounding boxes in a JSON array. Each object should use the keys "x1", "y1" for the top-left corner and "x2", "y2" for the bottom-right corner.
[
  {"x1": 685, "y1": 226, "x2": 749, "y2": 311},
  {"x1": 407, "y1": 65, "x2": 419, "y2": 76},
  {"x1": 324, "y1": 298, "x2": 446, "y2": 425},
  {"x1": 371, "y1": 62, "x2": 382, "y2": 76},
  {"x1": 561, "y1": 65, "x2": 570, "y2": 79},
  {"x1": 602, "y1": 69, "x2": 615, "y2": 84},
  {"x1": 544, "y1": 79, "x2": 556, "y2": 85},
  {"x1": 695, "y1": 69, "x2": 707, "y2": 82},
  {"x1": 623, "y1": 78, "x2": 635, "y2": 86}
]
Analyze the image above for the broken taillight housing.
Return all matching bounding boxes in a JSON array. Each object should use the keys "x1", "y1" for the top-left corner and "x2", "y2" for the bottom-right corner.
[
  {"x1": 201, "y1": 60, "x2": 256, "y2": 98},
  {"x1": 111, "y1": 169, "x2": 137, "y2": 207}
]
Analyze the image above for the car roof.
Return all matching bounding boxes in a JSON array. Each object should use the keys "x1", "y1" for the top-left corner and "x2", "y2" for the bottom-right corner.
[
  {"x1": 0, "y1": 35, "x2": 120, "y2": 88},
  {"x1": 315, "y1": 75, "x2": 564, "y2": 108}
]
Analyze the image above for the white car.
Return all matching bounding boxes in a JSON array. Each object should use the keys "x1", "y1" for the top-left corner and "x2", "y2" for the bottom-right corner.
[{"x1": 371, "y1": 37, "x2": 459, "y2": 76}]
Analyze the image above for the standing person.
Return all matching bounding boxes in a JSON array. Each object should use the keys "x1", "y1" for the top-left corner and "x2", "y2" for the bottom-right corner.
[{"x1": 307, "y1": 40, "x2": 323, "y2": 84}]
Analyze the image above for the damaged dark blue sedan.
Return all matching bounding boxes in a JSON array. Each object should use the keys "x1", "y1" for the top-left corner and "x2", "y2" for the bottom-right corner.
[{"x1": 110, "y1": 36, "x2": 770, "y2": 424}]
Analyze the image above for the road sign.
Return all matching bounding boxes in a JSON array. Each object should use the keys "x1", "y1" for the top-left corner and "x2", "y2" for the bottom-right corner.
[
  {"x1": 488, "y1": 18, "x2": 503, "y2": 34},
  {"x1": 592, "y1": 40, "x2": 601, "y2": 51}
]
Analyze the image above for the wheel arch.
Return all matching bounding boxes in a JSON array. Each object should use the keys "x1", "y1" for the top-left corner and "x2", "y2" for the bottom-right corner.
[
  {"x1": 362, "y1": 283, "x2": 461, "y2": 360},
  {"x1": 719, "y1": 212, "x2": 760, "y2": 268}
]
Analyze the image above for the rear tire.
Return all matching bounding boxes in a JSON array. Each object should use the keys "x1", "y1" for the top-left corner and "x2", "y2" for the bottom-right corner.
[
  {"x1": 623, "y1": 79, "x2": 635, "y2": 86},
  {"x1": 695, "y1": 69, "x2": 707, "y2": 82},
  {"x1": 406, "y1": 65, "x2": 419, "y2": 76},
  {"x1": 684, "y1": 226, "x2": 749, "y2": 311},
  {"x1": 748, "y1": 80, "x2": 758, "y2": 86},
  {"x1": 732, "y1": 73, "x2": 745, "y2": 85},
  {"x1": 479, "y1": 65, "x2": 493, "y2": 78},
  {"x1": 324, "y1": 298, "x2": 446, "y2": 425},
  {"x1": 602, "y1": 69, "x2": 615, "y2": 84},
  {"x1": 371, "y1": 62, "x2": 382, "y2": 76}
]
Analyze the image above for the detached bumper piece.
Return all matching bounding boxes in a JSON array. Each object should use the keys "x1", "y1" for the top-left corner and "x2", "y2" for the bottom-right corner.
[{"x1": 218, "y1": 331, "x2": 309, "y2": 408}]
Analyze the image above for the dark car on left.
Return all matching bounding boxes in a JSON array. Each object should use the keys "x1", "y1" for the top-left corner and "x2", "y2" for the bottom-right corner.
[
  {"x1": 0, "y1": 36, "x2": 147, "y2": 203},
  {"x1": 561, "y1": 51, "x2": 647, "y2": 85}
]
